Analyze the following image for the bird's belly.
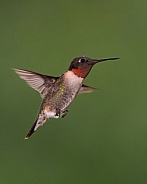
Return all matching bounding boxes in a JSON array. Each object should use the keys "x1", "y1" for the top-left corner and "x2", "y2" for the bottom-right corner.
[
  {"x1": 45, "y1": 82, "x2": 82, "y2": 116},
  {"x1": 46, "y1": 91, "x2": 77, "y2": 114},
  {"x1": 57, "y1": 89, "x2": 79, "y2": 111},
  {"x1": 43, "y1": 105, "x2": 59, "y2": 119},
  {"x1": 44, "y1": 111, "x2": 56, "y2": 118}
]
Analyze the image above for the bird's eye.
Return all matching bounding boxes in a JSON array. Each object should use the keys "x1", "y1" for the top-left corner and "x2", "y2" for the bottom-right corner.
[{"x1": 80, "y1": 58, "x2": 85, "y2": 63}]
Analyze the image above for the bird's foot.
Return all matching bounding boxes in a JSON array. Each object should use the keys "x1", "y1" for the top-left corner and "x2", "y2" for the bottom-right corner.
[
  {"x1": 60, "y1": 109, "x2": 68, "y2": 118},
  {"x1": 55, "y1": 109, "x2": 68, "y2": 118}
]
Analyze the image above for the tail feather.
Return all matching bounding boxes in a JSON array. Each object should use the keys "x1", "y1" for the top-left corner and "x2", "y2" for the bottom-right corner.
[
  {"x1": 24, "y1": 120, "x2": 37, "y2": 140},
  {"x1": 24, "y1": 115, "x2": 47, "y2": 140}
]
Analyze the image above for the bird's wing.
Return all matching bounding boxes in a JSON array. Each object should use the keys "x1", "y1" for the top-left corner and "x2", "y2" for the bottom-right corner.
[
  {"x1": 13, "y1": 68, "x2": 58, "y2": 98},
  {"x1": 79, "y1": 84, "x2": 96, "y2": 94}
]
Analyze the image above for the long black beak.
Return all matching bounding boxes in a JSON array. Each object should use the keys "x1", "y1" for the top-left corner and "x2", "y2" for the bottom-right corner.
[{"x1": 93, "y1": 57, "x2": 119, "y2": 64}]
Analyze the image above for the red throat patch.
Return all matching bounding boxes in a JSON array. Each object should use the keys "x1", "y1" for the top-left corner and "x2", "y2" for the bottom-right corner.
[{"x1": 71, "y1": 68, "x2": 90, "y2": 78}]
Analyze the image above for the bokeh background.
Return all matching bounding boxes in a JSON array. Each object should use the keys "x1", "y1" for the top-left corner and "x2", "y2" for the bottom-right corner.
[{"x1": 1, "y1": 0, "x2": 147, "y2": 183}]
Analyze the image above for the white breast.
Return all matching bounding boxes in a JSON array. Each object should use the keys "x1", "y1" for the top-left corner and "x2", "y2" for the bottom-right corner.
[
  {"x1": 64, "y1": 71, "x2": 83, "y2": 85},
  {"x1": 44, "y1": 110, "x2": 56, "y2": 118}
]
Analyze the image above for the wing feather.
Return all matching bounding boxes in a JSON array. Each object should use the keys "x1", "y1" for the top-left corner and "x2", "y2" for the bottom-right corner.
[
  {"x1": 79, "y1": 84, "x2": 96, "y2": 94},
  {"x1": 13, "y1": 68, "x2": 58, "y2": 97}
]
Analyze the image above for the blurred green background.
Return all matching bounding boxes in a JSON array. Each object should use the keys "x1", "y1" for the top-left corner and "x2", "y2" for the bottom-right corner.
[{"x1": 1, "y1": 0, "x2": 147, "y2": 183}]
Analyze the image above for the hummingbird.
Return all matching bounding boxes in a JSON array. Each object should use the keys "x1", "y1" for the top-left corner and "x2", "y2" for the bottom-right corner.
[{"x1": 13, "y1": 56, "x2": 119, "y2": 139}]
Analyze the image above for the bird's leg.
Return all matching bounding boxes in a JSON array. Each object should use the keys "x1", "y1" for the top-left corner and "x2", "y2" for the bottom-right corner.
[
  {"x1": 55, "y1": 109, "x2": 68, "y2": 118},
  {"x1": 54, "y1": 109, "x2": 60, "y2": 118},
  {"x1": 60, "y1": 109, "x2": 68, "y2": 118}
]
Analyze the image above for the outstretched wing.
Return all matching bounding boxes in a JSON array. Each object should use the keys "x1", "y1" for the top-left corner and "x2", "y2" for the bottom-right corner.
[
  {"x1": 79, "y1": 84, "x2": 96, "y2": 94},
  {"x1": 13, "y1": 68, "x2": 58, "y2": 98}
]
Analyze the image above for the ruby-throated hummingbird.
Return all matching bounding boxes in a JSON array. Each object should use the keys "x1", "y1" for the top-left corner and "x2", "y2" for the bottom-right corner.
[{"x1": 13, "y1": 56, "x2": 119, "y2": 139}]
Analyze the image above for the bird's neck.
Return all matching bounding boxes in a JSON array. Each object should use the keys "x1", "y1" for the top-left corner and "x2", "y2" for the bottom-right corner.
[
  {"x1": 64, "y1": 70, "x2": 84, "y2": 83},
  {"x1": 70, "y1": 67, "x2": 91, "y2": 78}
]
